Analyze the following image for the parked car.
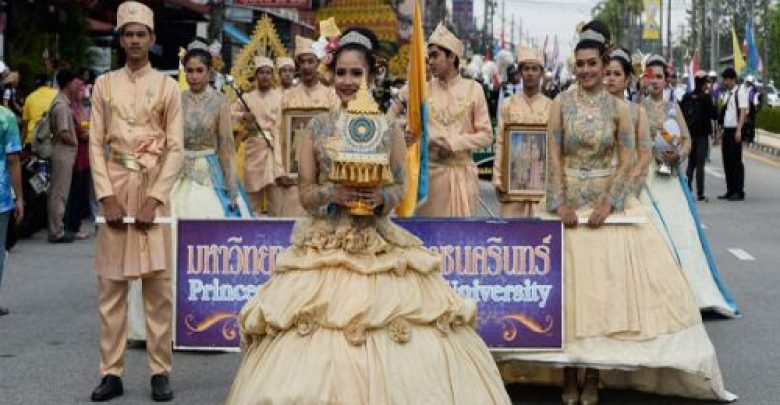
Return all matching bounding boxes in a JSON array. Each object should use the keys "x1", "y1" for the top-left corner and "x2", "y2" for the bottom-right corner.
[{"x1": 765, "y1": 84, "x2": 780, "y2": 108}]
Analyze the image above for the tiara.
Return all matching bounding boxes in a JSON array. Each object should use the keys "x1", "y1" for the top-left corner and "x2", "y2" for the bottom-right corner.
[
  {"x1": 578, "y1": 29, "x2": 606, "y2": 45},
  {"x1": 339, "y1": 31, "x2": 372, "y2": 51},
  {"x1": 610, "y1": 49, "x2": 630, "y2": 64},
  {"x1": 187, "y1": 40, "x2": 209, "y2": 52},
  {"x1": 646, "y1": 54, "x2": 667, "y2": 66}
]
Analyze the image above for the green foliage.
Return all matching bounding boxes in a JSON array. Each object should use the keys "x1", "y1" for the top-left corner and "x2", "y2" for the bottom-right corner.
[
  {"x1": 591, "y1": 0, "x2": 652, "y2": 51},
  {"x1": 766, "y1": 3, "x2": 780, "y2": 85},
  {"x1": 755, "y1": 106, "x2": 780, "y2": 133},
  {"x1": 591, "y1": 0, "x2": 621, "y2": 42},
  {"x1": 6, "y1": 1, "x2": 94, "y2": 92}
]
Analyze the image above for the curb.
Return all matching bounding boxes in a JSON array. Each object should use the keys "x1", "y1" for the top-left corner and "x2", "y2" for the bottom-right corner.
[
  {"x1": 748, "y1": 141, "x2": 780, "y2": 158},
  {"x1": 751, "y1": 129, "x2": 780, "y2": 159}
]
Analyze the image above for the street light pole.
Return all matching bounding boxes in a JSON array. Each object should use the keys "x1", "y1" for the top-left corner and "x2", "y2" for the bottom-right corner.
[
  {"x1": 710, "y1": 0, "x2": 717, "y2": 71},
  {"x1": 667, "y1": 0, "x2": 672, "y2": 61},
  {"x1": 762, "y1": 0, "x2": 770, "y2": 102},
  {"x1": 208, "y1": 0, "x2": 225, "y2": 43},
  {"x1": 482, "y1": 0, "x2": 488, "y2": 56}
]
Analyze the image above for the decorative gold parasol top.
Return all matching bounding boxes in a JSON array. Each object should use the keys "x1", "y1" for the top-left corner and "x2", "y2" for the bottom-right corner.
[
  {"x1": 319, "y1": 17, "x2": 341, "y2": 39},
  {"x1": 347, "y1": 81, "x2": 380, "y2": 115}
]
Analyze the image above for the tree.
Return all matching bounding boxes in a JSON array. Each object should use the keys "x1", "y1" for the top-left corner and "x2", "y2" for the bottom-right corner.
[
  {"x1": 765, "y1": 1, "x2": 780, "y2": 84},
  {"x1": 592, "y1": 0, "x2": 652, "y2": 51},
  {"x1": 6, "y1": 1, "x2": 93, "y2": 91}
]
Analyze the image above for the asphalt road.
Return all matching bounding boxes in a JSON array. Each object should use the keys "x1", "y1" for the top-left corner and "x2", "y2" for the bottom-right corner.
[{"x1": 0, "y1": 147, "x2": 778, "y2": 404}]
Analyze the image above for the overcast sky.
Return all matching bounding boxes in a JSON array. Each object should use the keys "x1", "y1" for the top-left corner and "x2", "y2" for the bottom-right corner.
[{"x1": 468, "y1": 0, "x2": 689, "y2": 53}]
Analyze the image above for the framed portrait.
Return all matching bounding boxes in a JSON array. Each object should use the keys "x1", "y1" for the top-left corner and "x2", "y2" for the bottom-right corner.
[
  {"x1": 502, "y1": 124, "x2": 547, "y2": 201},
  {"x1": 281, "y1": 108, "x2": 327, "y2": 177}
]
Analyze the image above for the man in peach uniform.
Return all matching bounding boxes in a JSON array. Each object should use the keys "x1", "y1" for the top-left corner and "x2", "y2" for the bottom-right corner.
[
  {"x1": 492, "y1": 46, "x2": 552, "y2": 217},
  {"x1": 232, "y1": 56, "x2": 282, "y2": 216},
  {"x1": 88, "y1": 1, "x2": 183, "y2": 401},
  {"x1": 270, "y1": 36, "x2": 340, "y2": 217},
  {"x1": 416, "y1": 23, "x2": 493, "y2": 217}
]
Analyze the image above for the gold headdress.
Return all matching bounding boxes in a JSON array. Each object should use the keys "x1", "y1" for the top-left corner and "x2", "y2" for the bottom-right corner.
[
  {"x1": 254, "y1": 56, "x2": 274, "y2": 70},
  {"x1": 427, "y1": 22, "x2": 464, "y2": 60},
  {"x1": 117, "y1": 1, "x2": 154, "y2": 31},
  {"x1": 517, "y1": 46, "x2": 543, "y2": 67},
  {"x1": 319, "y1": 17, "x2": 341, "y2": 39},
  {"x1": 275, "y1": 57, "x2": 295, "y2": 69},
  {"x1": 295, "y1": 36, "x2": 317, "y2": 59}
]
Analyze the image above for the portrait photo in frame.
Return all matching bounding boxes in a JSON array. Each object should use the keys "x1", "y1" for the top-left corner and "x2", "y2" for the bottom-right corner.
[
  {"x1": 502, "y1": 124, "x2": 547, "y2": 201},
  {"x1": 281, "y1": 108, "x2": 327, "y2": 177}
]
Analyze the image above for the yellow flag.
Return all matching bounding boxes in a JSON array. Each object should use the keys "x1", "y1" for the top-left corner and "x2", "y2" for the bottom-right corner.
[
  {"x1": 396, "y1": 0, "x2": 428, "y2": 217},
  {"x1": 641, "y1": 0, "x2": 661, "y2": 40},
  {"x1": 731, "y1": 25, "x2": 745, "y2": 74}
]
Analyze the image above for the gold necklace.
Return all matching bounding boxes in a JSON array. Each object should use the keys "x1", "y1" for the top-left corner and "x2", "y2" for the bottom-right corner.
[{"x1": 576, "y1": 88, "x2": 603, "y2": 122}]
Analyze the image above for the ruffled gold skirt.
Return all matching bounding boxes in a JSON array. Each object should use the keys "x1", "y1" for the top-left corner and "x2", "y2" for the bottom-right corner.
[
  {"x1": 496, "y1": 197, "x2": 735, "y2": 401},
  {"x1": 226, "y1": 217, "x2": 511, "y2": 405}
]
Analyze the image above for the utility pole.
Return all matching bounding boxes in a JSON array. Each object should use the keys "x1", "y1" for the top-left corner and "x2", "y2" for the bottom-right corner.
[
  {"x1": 519, "y1": 18, "x2": 523, "y2": 46},
  {"x1": 700, "y1": 1, "x2": 706, "y2": 63},
  {"x1": 748, "y1": 0, "x2": 756, "y2": 77},
  {"x1": 659, "y1": 0, "x2": 665, "y2": 57},
  {"x1": 710, "y1": 0, "x2": 717, "y2": 71},
  {"x1": 510, "y1": 16, "x2": 515, "y2": 49},
  {"x1": 482, "y1": 0, "x2": 490, "y2": 53},
  {"x1": 667, "y1": 0, "x2": 672, "y2": 61},
  {"x1": 714, "y1": 0, "x2": 720, "y2": 72},
  {"x1": 207, "y1": 0, "x2": 225, "y2": 43},
  {"x1": 650, "y1": 0, "x2": 671, "y2": 57},
  {"x1": 620, "y1": 0, "x2": 628, "y2": 47},
  {"x1": 762, "y1": 0, "x2": 770, "y2": 90},
  {"x1": 491, "y1": 0, "x2": 495, "y2": 54},
  {"x1": 691, "y1": 0, "x2": 698, "y2": 63}
]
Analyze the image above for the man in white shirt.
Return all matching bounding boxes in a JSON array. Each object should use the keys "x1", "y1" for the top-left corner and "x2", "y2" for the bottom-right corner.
[
  {"x1": 497, "y1": 63, "x2": 521, "y2": 110},
  {"x1": 717, "y1": 67, "x2": 748, "y2": 201},
  {"x1": 663, "y1": 71, "x2": 680, "y2": 103}
]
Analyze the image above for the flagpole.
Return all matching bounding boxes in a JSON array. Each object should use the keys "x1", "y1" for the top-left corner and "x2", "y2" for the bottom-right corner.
[{"x1": 762, "y1": 0, "x2": 770, "y2": 105}]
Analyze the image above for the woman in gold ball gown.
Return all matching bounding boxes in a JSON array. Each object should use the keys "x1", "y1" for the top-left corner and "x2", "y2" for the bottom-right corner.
[{"x1": 226, "y1": 27, "x2": 510, "y2": 405}]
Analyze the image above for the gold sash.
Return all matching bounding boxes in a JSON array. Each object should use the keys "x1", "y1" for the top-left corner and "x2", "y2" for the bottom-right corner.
[{"x1": 110, "y1": 149, "x2": 142, "y2": 172}]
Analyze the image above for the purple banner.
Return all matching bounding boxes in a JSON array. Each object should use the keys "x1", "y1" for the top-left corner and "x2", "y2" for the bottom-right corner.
[{"x1": 175, "y1": 219, "x2": 563, "y2": 351}]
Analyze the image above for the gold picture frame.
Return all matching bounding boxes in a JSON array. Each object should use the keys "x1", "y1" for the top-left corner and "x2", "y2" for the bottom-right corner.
[
  {"x1": 281, "y1": 107, "x2": 328, "y2": 177},
  {"x1": 502, "y1": 124, "x2": 547, "y2": 201}
]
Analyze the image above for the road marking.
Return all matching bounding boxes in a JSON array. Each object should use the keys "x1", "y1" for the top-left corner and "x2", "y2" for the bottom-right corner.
[
  {"x1": 728, "y1": 248, "x2": 756, "y2": 261},
  {"x1": 705, "y1": 166, "x2": 725, "y2": 179}
]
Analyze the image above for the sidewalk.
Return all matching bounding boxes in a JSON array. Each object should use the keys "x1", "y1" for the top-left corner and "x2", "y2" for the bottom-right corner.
[{"x1": 751, "y1": 129, "x2": 780, "y2": 158}]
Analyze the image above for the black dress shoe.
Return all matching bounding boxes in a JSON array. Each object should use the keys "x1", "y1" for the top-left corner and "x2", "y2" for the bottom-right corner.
[
  {"x1": 48, "y1": 232, "x2": 75, "y2": 243},
  {"x1": 717, "y1": 193, "x2": 733, "y2": 200},
  {"x1": 0, "y1": 306, "x2": 9, "y2": 316},
  {"x1": 90, "y1": 375, "x2": 123, "y2": 402},
  {"x1": 151, "y1": 374, "x2": 174, "y2": 402},
  {"x1": 727, "y1": 194, "x2": 745, "y2": 201},
  {"x1": 697, "y1": 195, "x2": 708, "y2": 202}
]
